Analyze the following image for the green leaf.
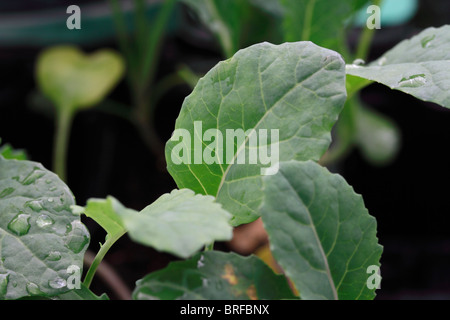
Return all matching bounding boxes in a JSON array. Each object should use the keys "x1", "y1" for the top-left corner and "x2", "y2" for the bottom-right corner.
[
  {"x1": 55, "y1": 283, "x2": 109, "y2": 300},
  {"x1": 133, "y1": 251, "x2": 297, "y2": 300},
  {"x1": 120, "y1": 189, "x2": 233, "y2": 259},
  {"x1": 346, "y1": 25, "x2": 450, "y2": 108},
  {"x1": 355, "y1": 104, "x2": 401, "y2": 166},
  {"x1": 36, "y1": 45, "x2": 125, "y2": 111},
  {"x1": 165, "y1": 41, "x2": 347, "y2": 226},
  {"x1": 281, "y1": 0, "x2": 368, "y2": 53},
  {"x1": 0, "y1": 139, "x2": 27, "y2": 161},
  {"x1": 78, "y1": 196, "x2": 127, "y2": 239},
  {"x1": 0, "y1": 157, "x2": 90, "y2": 300},
  {"x1": 260, "y1": 160, "x2": 382, "y2": 300}
]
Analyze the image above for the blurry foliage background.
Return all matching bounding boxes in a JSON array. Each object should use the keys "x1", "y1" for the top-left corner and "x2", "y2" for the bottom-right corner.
[{"x1": 1, "y1": 0, "x2": 450, "y2": 299}]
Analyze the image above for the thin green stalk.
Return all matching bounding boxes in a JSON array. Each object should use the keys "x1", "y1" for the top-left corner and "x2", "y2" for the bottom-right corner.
[
  {"x1": 320, "y1": 97, "x2": 358, "y2": 166},
  {"x1": 177, "y1": 64, "x2": 201, "y2": 89},
  {"x1": 301, "y1": 0, "x2": 316, "y2": 41},
  {"x1": 205, "y1": 0, "x2": 234, "y2": 58},
  {"x1": 355, "y1": 0, "x2": 382, "y2": 61},
  {"x1": 204, "y1": 242, "x2": 214, "y2": 251},
  {"x1": 109, "y1": 0, "x2": 139, "y2": 85},
  {"x1": 53, "y1": 107, "x2": 74, "y2": 183},
  {"x1": 83, "y1": 230, "x2": 126, "y2": 288},
  {"x1": 140, "y1": 0, "x2": 177, "y2": 87},
  {"x1": 134, "y1": 0, "x2": 148, "y2": 59}
]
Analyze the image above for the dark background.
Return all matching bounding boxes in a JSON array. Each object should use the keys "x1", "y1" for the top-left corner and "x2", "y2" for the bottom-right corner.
[{"x1": 0, "y1": 0, "x2": 449, "y2": 300}]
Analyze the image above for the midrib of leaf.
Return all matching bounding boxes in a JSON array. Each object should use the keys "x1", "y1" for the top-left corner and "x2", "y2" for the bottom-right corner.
[
  {"x1": 279, "y1": 169, "x2": 338, "y2": 300},
  {"x1": 0, "y1": 229, "x2": 56, "y2": 275},
  {"x1": 215, "y1": 54, "x2": 335, "y2": 199}
]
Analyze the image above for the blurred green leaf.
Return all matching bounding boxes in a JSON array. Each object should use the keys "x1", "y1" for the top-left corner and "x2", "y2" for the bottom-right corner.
[
  {"x1": 355, "y1": 104, "x2": 401, "y2": 166},
  {"x1": 0, "y1": 139, "x2": 27, "y2": 160},
  {"x1": 36, "y1": 45, "x2": 125, "y2": 111}
]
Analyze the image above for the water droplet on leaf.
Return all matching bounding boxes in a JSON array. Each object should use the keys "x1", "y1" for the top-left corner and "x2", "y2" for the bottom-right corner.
[
  {"x1": 49, "y1": 277, "x2": 66, "y2": 289},
  {"x1": 352, "y1": 59, "x2": 365, "y2": 66},
  {"x1": 377, "y1": 57, "x2": 387, "y2": 66},
  {"x1": 64, "y1": 221, "x2": 90, "y2": 253},
  {"x1": 0, "y1": 187, "x2": 14, "y2": 199},
  {"x1": 21, "y1": 168, "x2": 45, "y2": 185},
  {"x1": 0, "y1": 273, "x2": 9, "y2": 297},
  {"x1": 25, "y1": 200, "x2": 43, "y2": 212},
  {"x1": 421, "y1": 34, "x2": 436, "y2": 48},
  {"x1": 36, "y1": 214, "x2": 54, "y2": 228},
  {"x1": 397, "y1": 74, "x2": 427, "y2": 88},
  {"x1": 8, "y1": 213, "x2": 31, "y2": 236},
  {"x1": 26, "y1": 282, "x2": 44, "y2": 296},
  {"x1": 47, "y1": 251, "x2": 62, "y2": 261}
]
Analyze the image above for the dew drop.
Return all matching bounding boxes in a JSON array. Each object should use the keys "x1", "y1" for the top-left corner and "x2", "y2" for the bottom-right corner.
[
  {"x1": 21, "y1": 168, "x2": 45, "y2": 185},
  {"x1": 25, "y1": 200, "x2": 43, "y2": 212},
  {"x1": 64, "y1": 221, "x2": 90, "y2": 253},
  {"x1": 352, "y1": 58, "x2": 366, "y2": 66},
  {"x1": 377, "y1": 57, "x2": 387, "y2": 66},
  {"x1": 36, "y1": 214, "x2": 54, "y2": 228},
  {"x1": 0, "y1": 187, "x2": 14, "y2": 199},
  {"x1": 202, "y1": 278, "x2": 209, "y2": 287},
  {"x1": 397, "y1": 74, "x2": 427, "y2": 88},
  {"x1": 8, "y1": 213, "x2": 31, "y2": 236},
  {"x1": 45, "y1": 179, "x2": 52, "y2": 184},
  {"x1": 421, "y1": 34, "x2": 436, "y2": 48},
  {"x1": 47, "y1": 251, "x2": 62, "y2": 261},
  {"x1": 0, "y1": 273, "x2": 9, "y2": 297},
  {"x1": 26, "y1": 282, "x2": 44, "y2": 296},
  {"x1": 48, "y1": 198, "x2": 54, "y2": 203},
  {"x1": 49, "y1": 277, "x2": 66, "y2": 289}
]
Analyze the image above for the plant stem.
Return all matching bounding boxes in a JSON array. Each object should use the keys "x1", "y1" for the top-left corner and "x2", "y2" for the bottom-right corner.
[
  {"x1": 83, "y1": 250, "x2": 132, "y2": 300},
  {"x1": 83, "y1": 231, "x2": 126, "y2": 289},
  {"x1": 205, "y1": 0, "x2": 234, "y2": 58},
  {"x1": 140, "y1": 0, "x2": 177, "y2": 87},
  {"x1": 320, "y1": 97, "x2": 358, "y2": 166},
  {"x1": 53, "y1": 107, "x2": 74, "y2": 183},
  {"x1": 301, "y1": 0, "x2": 316, "y2": 41},
  {"x1": 355, "y1": 0, "x2": 382, "y2": 61},
  {"x1": 204, "y1": 242, "x2": 214, "y2": 251}
]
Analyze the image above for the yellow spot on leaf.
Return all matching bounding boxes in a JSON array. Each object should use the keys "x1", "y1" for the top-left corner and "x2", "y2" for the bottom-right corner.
[
  {"x1": 221, "y1": 263, "x2": 238, "y2": 285},
  {"x1": 246, "y1": 284, "x2": 258, "y2": 300}
]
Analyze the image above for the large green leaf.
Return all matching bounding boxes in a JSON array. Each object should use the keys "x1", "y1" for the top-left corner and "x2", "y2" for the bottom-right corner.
[
  {"x1": 346, "y1": 25, "x2": 450, "y2": 108},
  {"x1": 0, "y1": 157, "x2": 89, "y2": 300},
  {"x1": 119, "y1": 189, "x2": 233, "y2": 259},
  {"x1": 260, "y1": 160, "x2": 382, "y2": 300},
  {"x1": 133, "y1": 251, "x2": 297, "y2": 300},
  {"x1": 281, "y1": 0, "x2": 368, "y2": 53},
  {"x1": 165, "y1": 41, "x2": 347, "y2": 226},
  {"x1": 36, "y1": 45, "x2": 125, "y2": 111}
]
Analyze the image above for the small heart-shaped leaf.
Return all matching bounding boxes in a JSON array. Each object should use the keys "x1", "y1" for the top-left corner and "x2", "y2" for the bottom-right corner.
[{"x1": 36, "y1": 46, "x2": 125, "y2": 111}]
